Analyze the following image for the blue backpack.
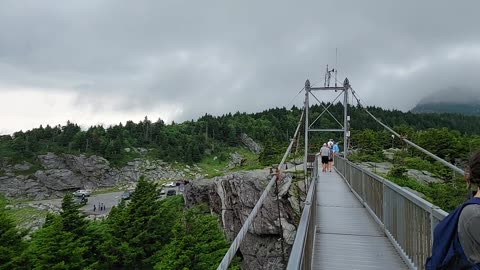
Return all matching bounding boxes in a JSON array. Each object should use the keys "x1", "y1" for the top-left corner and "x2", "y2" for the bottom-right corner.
[{"x1": 426, "y1": 197, "x2": 480, "y2": 270}]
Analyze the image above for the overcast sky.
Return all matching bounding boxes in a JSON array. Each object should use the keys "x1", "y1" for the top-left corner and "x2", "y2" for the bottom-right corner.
[{"x1": 1, "y1": 0, "x2": 479, "y2": 134}]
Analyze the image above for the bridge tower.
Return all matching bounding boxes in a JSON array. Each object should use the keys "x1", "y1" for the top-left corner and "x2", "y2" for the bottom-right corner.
[{"x1": 303, "y1": 76, "x2": 351, "y2": 175}]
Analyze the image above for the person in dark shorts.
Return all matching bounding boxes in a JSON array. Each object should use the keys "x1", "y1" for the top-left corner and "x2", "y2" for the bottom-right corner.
[{"x1": 320, "y1": 143, "x2": 330, "y2": 172}]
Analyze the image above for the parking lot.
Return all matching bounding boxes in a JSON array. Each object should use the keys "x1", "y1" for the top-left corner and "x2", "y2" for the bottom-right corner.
[{"x1": 79, "y1": 191, "x2": 124, "y2": 216}]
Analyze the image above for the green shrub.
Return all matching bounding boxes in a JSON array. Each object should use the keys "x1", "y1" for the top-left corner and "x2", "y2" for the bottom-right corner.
[
  {"x1": 403, "y1": 157, "x2": 433, "y2": 171},
  {"x1": 388, "y1": 165, "x2": 407, "y2": 178}
]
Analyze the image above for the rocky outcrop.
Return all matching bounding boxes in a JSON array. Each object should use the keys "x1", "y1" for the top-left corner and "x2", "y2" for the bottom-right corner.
[
  {"x1": 406, "y1": 169, "x2": 442, "y2": 184},
  {"x1": 226, "y1": 152, "x2": 245, "y2": 169},
  {"x1": 358, "y1": 161, "x2": 442, "y2": 184},
  {"x1": 358, "y1": 161, "x2": 393, "y2": 175},
  {"x1": 0, "y1": 152, "x2": 202, "y2": 199},
  {"x1": 184, "y1": 170, "x2": 299, "y2": 270},
  {"x1": 240, "y1": 133, "x2": 262, "y2": 154}
]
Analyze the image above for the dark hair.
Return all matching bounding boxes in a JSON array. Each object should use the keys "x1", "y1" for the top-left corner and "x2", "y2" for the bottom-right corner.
[{"x1": 468, "y1": 151, "x2": 480, "y2": 186}]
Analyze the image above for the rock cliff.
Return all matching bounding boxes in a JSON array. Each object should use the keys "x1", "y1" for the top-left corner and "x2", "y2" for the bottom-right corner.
[
  {"x1": 184, "y1": 170, "x2": 301, "y2": 270},
  {"x1": 0, "y1": 152, "x2": 198, "y2": 199}
]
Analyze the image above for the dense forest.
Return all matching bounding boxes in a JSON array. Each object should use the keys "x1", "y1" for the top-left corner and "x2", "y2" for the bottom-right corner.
[
  {"x1": 2, "y1": 103, "x2": 480, "y2": 168},
  {"x1": 1, "y1": 177, "x2": 237, "y2": 270}
]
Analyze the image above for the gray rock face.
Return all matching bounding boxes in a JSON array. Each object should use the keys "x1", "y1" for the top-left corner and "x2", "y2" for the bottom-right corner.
[
  {"x1": 227, "y1": 152, "x2": 244, "y2": 169},
  {"x1": 13, "y1": 161, "x2": 32, "y2": 171},
  {"x1": 358, "y1": 162, "x2": 393, "y2": 175},
  {"x1": 406, "y1": 169, "x2": 442, "y2": 184},
  {"x1": 358, "y1": 161, "x2": 442, "y2": 184},
  {"x1": 184, "y1": 170, "x2": 297, "y2": 270},
  {"x1": 0, "y1": 152, "x2": 193, "y2": 199},
  {"x1": 240, "y1": 133, "x2": 262, "y2": 154}
]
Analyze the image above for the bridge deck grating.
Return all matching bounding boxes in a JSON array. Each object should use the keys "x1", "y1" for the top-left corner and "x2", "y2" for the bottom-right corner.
[{"x1": 312, "y1": 171, "x2": 408, "y2": 269}]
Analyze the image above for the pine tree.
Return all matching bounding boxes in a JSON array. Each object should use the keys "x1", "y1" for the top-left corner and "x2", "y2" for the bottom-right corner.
[
  {"x1": 0, "y1": 199, "x2": 26, "y2": 270},
  {"x1": 153, "y1": 205, "x2": 238, "y2": 270},
  {"x1": 60, "y1": 193, "x2": 87, "y2": 237},
  {"x1": 106, "y1": 176, "x2": 183, "y2": 269},
  {"x1": 22, "y1": 215, "x2": 87, "y2": 270}
]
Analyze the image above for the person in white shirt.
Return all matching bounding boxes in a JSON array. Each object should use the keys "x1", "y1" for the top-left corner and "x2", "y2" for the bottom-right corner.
[
  {"x1": 320, "y1": 143, "x2": 330, "y2": 172},
  {"x1": 327, "y1": 139, "x2": 334, "y2": 148}
]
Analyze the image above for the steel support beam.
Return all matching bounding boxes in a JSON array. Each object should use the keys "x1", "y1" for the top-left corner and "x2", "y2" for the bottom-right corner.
[
  {"x1": 343, "y1": 78, "x2": 350, "y2": 159},
  {"x1": 310, "y1": 86, "x2": 345, "y2": 91},
  {"x1": 309, "y1": 129, "x2": 344, "y2": 132},
  {"x1": 304, "y1": 80, "x2": 310, "y2": 187}
]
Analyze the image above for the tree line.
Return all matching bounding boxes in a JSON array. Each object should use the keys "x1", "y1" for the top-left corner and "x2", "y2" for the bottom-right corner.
[{"x1": 2, "y1": 103, "x2": 480, "y2": 168}]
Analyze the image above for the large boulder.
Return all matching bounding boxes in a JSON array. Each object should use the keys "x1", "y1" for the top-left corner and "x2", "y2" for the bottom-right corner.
[
  {"x1": 240, "y1": 133, "x2": 262, "y2": 154},
  {"x1": 35, "y1": 169, "x2": 82, "y2": 191},
  {"x1": 184, "y1": 170, "x2": 297, "y2": 270},
  {"x1": 38, "y1": 152, "x2": 67, "y2": 169}
]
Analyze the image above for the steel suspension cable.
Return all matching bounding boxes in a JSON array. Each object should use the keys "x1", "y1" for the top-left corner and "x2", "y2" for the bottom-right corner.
[
  {"x1": 349, "y1": 88, "x2": 465, "y2": 175},
  {"x1": 216, "y1": 108, "x2": 305, "y2": 270}
]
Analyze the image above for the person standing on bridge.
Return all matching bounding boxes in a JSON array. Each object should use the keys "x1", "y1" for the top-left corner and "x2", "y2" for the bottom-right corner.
[
  {"x1": 328, "y1": 139, "x2": 334, "y2": 148},
  {"x1": 320, "y1": 143, "x2": 330, "y2": 172},
  {"x1": 332, "y1": 142, "x2": 339, "y2": 154},
  {"x1": 330, "y1": 142, "x2": 340, "y2": 172},
  {"x1": 328, "y1": 145, "x2": 334, "y2": 172},
  {"x1": 427, "y1": 151, "x2": 480, "y2": 269}
]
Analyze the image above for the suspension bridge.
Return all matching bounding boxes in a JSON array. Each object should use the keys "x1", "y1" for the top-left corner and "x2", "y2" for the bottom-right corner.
[{"x1": 216, "y1": 76, "x2": 461, "y2": 270}]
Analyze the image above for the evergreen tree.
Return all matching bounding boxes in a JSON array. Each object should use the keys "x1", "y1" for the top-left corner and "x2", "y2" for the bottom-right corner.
[
  {"x1": 22, "y1": 215, "x2": 87, "y2": 270},
  {"x1": 106, "y1": 177, "x2": 183, "y2": 269},
  {"x1": 60, "y1": 193, "x2": 87, "y2": 237},
  {"x1": 0, "y1": 199, "x2": 26, "y2": 270},
  {"x1": 154, "y1": 205, "x2": 237, "y2": 270}
]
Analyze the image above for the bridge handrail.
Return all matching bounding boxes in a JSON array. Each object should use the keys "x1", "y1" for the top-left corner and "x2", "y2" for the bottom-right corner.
[
  {"x1": 334, "y1": 155, "x2": 448, "y2": 270},
  {"x1": 286, "y1": 154, "x2": 319, "y2": 270},
  {"x1": 216, "y1": 109, "x2": 305, "y2": 270}
]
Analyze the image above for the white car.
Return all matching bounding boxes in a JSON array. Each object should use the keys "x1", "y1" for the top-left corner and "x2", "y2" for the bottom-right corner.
[{"x1": 72, "y1": 189, "x2": 91, "y2": 197}]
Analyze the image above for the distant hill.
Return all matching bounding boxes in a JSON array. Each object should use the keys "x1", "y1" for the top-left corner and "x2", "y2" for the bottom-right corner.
[
  {"x1": 411, "y1": 88, "x2": 480, "y2": 115},
  {"x1": 412, "y1": 102, "x2": 480, "y2": 115}
]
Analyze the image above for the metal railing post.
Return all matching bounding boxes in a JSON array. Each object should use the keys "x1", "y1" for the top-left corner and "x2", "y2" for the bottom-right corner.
[{"x1": 361, "y1": 170, "x2": 366, "y2": 202}]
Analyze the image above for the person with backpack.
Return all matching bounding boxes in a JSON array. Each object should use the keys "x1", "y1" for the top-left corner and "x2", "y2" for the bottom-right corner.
[
  {"x1": 426, "y1": 151, "x2": 480, "y2": 269},
  {"x1": 328, "y1": 145, "x2": 334, "y2": 172}
]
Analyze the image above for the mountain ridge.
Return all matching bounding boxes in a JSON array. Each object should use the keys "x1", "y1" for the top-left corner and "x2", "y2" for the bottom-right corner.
[{"x1": 411, "y1": 88, "x2": 480, "y2": 115}]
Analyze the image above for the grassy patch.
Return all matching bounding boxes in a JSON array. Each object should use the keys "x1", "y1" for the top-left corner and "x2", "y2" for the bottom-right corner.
[
  {"x1": 230, "y1": 148, "x2": 263, "y2": 171},
  {"x1": 349, "y1": 151, "x2": 385, "y2": 163},
  {"x1": 91, "y1": 186, "x2": 123, "y2": 195},
  {"x1": 7, "y1": 205, "x2": 48, "y2": 228},
  {"x1": 196, "y1": 147, "x2": 264, "y2": 178},
  {"x1": 195, "y1": 156, "x2": 227, "y2": 178}
]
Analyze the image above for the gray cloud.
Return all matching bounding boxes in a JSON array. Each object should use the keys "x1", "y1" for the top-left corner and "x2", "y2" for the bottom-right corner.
[{"x1": 1, "y1": 0, "x2": 480, "y2": 128}]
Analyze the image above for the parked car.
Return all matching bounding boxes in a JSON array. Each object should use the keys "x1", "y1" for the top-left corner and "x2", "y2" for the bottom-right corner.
[
  {"x1": 166, "y1": 190, "x2": 176, "y2": 197},
  {"x1": 74, "y1": 196, "x2": 88, "y2": 206},
  {"x1": 121, "y1": 191, "x2": 132, "y2": 200},
  {"x1": 73, "y1": 189, "x2": 91, "y2": 197}
]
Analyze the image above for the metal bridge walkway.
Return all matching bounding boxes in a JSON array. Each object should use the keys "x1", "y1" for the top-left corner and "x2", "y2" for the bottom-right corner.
[{"x1": 313, "y1": 170, "x2": 407, "y2": 269}]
